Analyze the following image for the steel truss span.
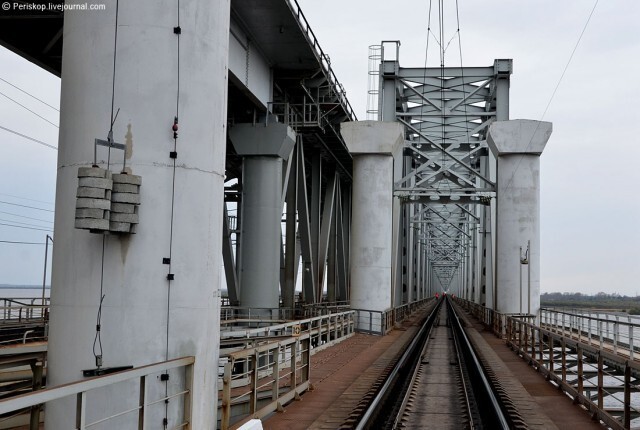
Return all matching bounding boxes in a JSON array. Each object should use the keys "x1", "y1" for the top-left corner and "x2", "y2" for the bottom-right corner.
[{"x1": 375, "y1": 40, "x2": 511, "y2": 307}]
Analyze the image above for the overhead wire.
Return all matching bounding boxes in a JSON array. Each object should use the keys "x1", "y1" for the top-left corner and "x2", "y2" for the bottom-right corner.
[
  {"x1": 0, "y1": 77, "x2": 59, "y2": 112},
  {"x1": 0, "y1": 125, "x2": 58, "y2": 150},
  {"x1": 502, "y1": 0, "x2": 599, "y2": 196},
  {"x1": 0, "y1": 210, "x2": 53, "y2": 224},
  {"x1": 93, "y1": 0, "x2": 121, "y2": 371},
  {"x1": 0, "y1": 222, "x2": 53, "y2": 232},
  {"x1": 163, "y1": 1, "x2": 182, "y2": 425},
  {"x1": 0, "y1": 200, "x2": 54, "y2": 213},
  {"x1": 0, "y1": 217, "x2": 52, "y2": 229},
  {"x1": 0, "y1": 90, "x2": 59, "y2": 128},
  {"x1": 0, "y1": 240, "x2": 48, "y2": 245},
  {"x1": 0, "y1": 192, "x2": 53, "y2": 206}
]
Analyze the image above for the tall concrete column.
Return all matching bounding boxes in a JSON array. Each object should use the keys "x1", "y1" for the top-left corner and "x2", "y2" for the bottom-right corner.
[
  {"x1": 48, "y1": 0, "x2": 229, "y2": 428},
  {"x1": 229, "y1": 122, "x2": 296, "y2": 312},
  {"x1": 341, "y1": 121, "x2": 403, "y2": 330},
  {"x1": 487, "y1": 120, "x2": 552, "y2": 317}
]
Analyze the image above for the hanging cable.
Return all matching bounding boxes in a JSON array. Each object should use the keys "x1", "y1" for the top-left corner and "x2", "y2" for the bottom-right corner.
[
  {"x1": 0, "y1": 200, "x2": 54, "y2": 212},
  {"x1": 437, "y1": 0, "x2": 446, "y2": 193},
  {"x1": 0, "y1": 240, "x2": 48, "y2": 245},
  {"x1": 163, "y1": 2, "x2": 182, "y2": 426},
  {"x1": 502, "y1": 0, "x2": 599, "y2": 197},
  {"x1": 0, "y1": 210, "x2": 53, "y2": 224},
  {"x1": 92, "y1": 0, "x2": 120, "y2": 371},
  {"x1": 0, "y1": 192, "x2": 53, "y2": 206},
  {"x1": 454, "y1": 0, "x2": 472, "y2": 177},
  {"x1": 0, "y1": 222, "x2": 53, "y2": 232},
  {"x1": 0, "y1": 125, "x2": 58, "y2": 150},
  {"x1": 0, "y1": 77, "x2": 60, "y2": 111},
  {"x1": 0, "y1": 217, "x2": 52, "y2": 229},
  {"x1": 0, "y1": 91, "x2": 59, "y2": 128}
]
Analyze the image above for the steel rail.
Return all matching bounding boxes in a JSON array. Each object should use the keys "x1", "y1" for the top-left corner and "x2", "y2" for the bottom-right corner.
[
  {"x1": 450, "y1": 306, "x2": 478, "y2": 430},
  {"x1": 391, "y1": 304, "x2": 440, "y2": 429},
  {"x1": 355, "y1": 299, "x2": 442, "y2": 429},
  {"x1": 356, "y1": 296, "x2": 512, "y2": 429},
  {"x1": 447, "y1": 297, "x2": 509, "y2": 429}
]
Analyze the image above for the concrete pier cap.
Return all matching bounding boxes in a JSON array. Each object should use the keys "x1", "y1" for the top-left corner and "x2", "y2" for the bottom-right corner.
[
  {"x1": 487, "y1": 119, "x2": 552, "y2": 156},
  {"x1": 228, "y1": 121, "x2": 296, "y2": 313},
  {"x1": 487, "y1": 119, "x2": 552, "y2": 318},
  {"x1": 341, "y1": 121, "x2": 404, "y2": 155},
  {"x1": 229, "y1": 122, "x2": 296, "y2": 159},
  {"x1": 340, "y1": 121, "x2": 404, "y2": 331}
]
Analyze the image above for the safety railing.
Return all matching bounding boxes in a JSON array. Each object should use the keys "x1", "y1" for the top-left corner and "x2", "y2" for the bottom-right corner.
[
  {"x1": 220, "y1": 311, "x2": 354, "y2": 343},
  {"x1": 0, "y1": 298, "x2": 49, "y2": 322},
  {"x1": 540, "y1": 308, "x2": 639, "y2": 360},
  {"x1": 299, "y1": 301, "x2": 350, "y2": 318},
  {"x1": 353, "y1": 298, "x2": 435, "y2": 335},
  {"x1": 220, "y1": 307, "x2": 294, "y2": 325},
  {"x1": 393, "y1": 297, "x2": 435, "y2": 324},
  {"x1": 285, "y1": 0, "x2": 357, "y2": 122},
  {"x1": 0, "y1": 356, "x2": 194, "y2": 430},
  {"x1": 455, "y1": 298, "x2": 639, "y2": 429},
  {"x1": 219, "y1": 335, "x2": 311, "y2": 429},
  {"x1": 352, "y1": 309, "x2": 388, "y2": 335}
]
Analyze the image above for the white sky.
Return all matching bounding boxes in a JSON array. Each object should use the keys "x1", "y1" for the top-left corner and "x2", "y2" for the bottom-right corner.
[{"x1": 1, "y1": 0, "x2": 639, "y2": 295}]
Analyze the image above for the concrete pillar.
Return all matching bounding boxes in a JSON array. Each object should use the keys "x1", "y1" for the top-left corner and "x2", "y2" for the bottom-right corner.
[
  {"x1": 47, "y1": 0, "x2": 229, "y2": 428},
  {"x1": 229, "y1": 122, "x2": 296, "y2": 312},
  {"x1": 487, "y1": 120, "x2": 552, "y2": 317},
  {"x1": 341, "y1": 121, "x2": 403, "y2": 329}
]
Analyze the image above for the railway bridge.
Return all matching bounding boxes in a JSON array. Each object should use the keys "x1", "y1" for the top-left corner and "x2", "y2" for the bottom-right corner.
[{"x1": 0, "y1": 1, "x2": 636, "y2": 429}]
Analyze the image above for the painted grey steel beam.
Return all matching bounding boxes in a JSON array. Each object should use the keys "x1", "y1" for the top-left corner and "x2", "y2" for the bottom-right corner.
[
  {"x1": 336, "y1": 184, "x2": 348, "y2": 302},
  {"x1": 296, "y1": 140, "x2": 317, "y2": 304},
  {"x1": 222, "y1": 204, "x2": 239, "y2": 305},
  {"x1": 283, "y1": 142, "x2": 299, "y2": 310},
  {"x1": 398, "y1": 66, "x2": 494, "y2": 79},
  {"x1": 317, "y1": 170, "x2": 337, "y2": 300}
]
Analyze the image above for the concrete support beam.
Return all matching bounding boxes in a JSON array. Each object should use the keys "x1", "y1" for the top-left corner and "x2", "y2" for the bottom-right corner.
[
  {"x1": 229, "y1": 122, "x2": 296, "y2": 312},
  {"x1": 341, "y1": 121, "x2": 403, "y2": 327},
  {"x1": 47, "y1": 0, "x2": 229, "y2": 428},
  {"x1": 487, "y1": 119, "x2": 552, "y2": 317}
]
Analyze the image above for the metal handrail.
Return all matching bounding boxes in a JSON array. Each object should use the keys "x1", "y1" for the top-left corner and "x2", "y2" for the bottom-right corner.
[
  {"x1": 456, "y1": 298, "x2": 636, "y2": 429},
  {"x1": 285, "y1": 0, "x2": 358, "y2": 122},
  {"x1": 448, "y1": 298, "x2": 509, "y2": 429},
  {"x1": 540, "y1": 308, "x2": 639, "y2": 360},
  {"x1": 0, "y1": 356, "x2": 194, "y2": 428}
]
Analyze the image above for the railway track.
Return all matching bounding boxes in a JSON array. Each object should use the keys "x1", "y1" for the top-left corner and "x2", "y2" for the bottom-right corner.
[{"x1": 355, "y1": 297, "x2": 511, "y2": 429}]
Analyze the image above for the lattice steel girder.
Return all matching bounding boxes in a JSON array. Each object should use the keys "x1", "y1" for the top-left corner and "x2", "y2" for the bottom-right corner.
[
  {"x1": 397, "y1": 119, "x2": 494, "y2": 186},
  {"x1": 398, "y1": 66, "x2": 495, "y2": 79}
]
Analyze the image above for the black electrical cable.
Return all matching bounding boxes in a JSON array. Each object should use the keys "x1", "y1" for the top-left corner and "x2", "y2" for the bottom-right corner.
[
  {"x1": 0, "y1": 77, "x2": 60, "y2": 112},
  {"x1": 0, "y1": 240, "x2": 47, "y2": 245},
  {"x1": 0, "y1": 217, "x2": 52, "y2": 229},
  {"x1": 0, "y1": 192, "x2": 53, "y2": 206},
  {"x1": 93, "y1": 0, "x2": 120, "y2": 371},
  {"x1": 0, "y1": 200, "x2": 54, "y2": 213},
  {"x1": 502, "y1": 0, "x2": 599, "y2": 197},
  {"x1": 0, "y1": 90, "x2": 59, "y2": 128},
  {"x1": 0, "y1": 210, "x2": 53, "y2": 224},
  {"x1": 164, "y1": 2, "x2": 182, "y2": 426},
  {"x1": 0, "y1": 125, "x2": 58, "y2": 150},
  {"x1": 92, "y1": 294, "x2": 106, "y2": 366},
  {"x1": 0, "y1": 222, "x2": 53, "y2": 232}
]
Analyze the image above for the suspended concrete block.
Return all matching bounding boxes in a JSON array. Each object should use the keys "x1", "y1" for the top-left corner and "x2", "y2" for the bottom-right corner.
[
  {"x1": 74, "y1": 167, "x2": 112, "y2": 232},
  {"x1": 109, "y1": 173, "x2": 141, "y2": 234}
]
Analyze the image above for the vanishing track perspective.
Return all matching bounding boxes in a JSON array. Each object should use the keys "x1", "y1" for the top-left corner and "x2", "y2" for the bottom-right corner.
[{"x1": 357, "y1": 297, "x2": 510, "y2": 430}]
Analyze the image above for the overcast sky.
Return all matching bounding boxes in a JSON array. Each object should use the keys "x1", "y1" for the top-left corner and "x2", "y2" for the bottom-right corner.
[{"x1": 1, "y1": 0, "x2": 639, "y2": 295}]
